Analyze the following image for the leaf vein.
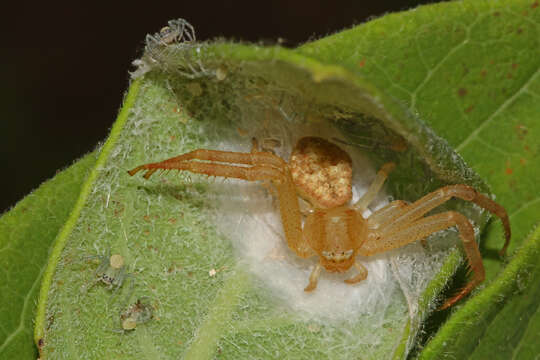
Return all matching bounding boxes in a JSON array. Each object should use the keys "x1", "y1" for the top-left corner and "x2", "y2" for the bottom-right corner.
[
  {"x1": 456, "y1": 66, "x2": 540, "y2": 152},
  {"x1": 509, "y1": 197, "x2": 540, "y2": 219},
  {"x1": 511, "y1": 299, "x2": 540, "y2": 360},
  {"x1": 409, "y1": 15, "x2": 481, "y2": 110},
  {"x1": 473, "y1": 136, "x2": 517, "y2": 156},
  {"x1": 506, "y1": 9, "x2": 540, "y2": 27},
  {"x1": 0, "y1": 263, "x2": 45, "y2": 353}
]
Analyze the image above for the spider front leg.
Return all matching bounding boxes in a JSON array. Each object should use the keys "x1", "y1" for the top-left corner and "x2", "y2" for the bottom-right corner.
[
  {"x1": 360, "y1": 184, "x2": 510, "y2": 308},
  {"x1": 374, "y1": 184, "x2": 511, "y2": 255},
  {"x1": 127, "y1": 148, "x2": 285, "y2": 180},
  {"x1": 128, "y1": 148, "x2": 313, "y2": 258},
  {"x1": 361, "y1": 211, "x2": 485, "y2": 309}
]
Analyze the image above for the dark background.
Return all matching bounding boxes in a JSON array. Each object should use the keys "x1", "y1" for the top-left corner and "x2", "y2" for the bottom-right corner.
[{"x1": 1, "y1": 0, "x2": 440, "y2": 214}]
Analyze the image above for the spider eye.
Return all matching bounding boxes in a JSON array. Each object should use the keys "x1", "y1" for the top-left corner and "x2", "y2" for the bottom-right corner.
[{"x1": 321, "y1": 250, "x2": 332, "y2": 260}]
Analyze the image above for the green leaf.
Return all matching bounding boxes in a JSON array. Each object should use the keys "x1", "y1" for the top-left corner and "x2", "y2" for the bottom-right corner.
[
  {"x1": 39, "y1": 58, "x2": 461, "y2": 359},
  {"x1": 422, "y1": 224, "x2": 540, "y2": 360},
  {"x1": 296, "y1": 0, "x2": 539, "y2": 357},
  {"x1": 20, "y1": 0, "x2": 539, "y2": 359},
  {"x1": 298, "y1": 0, "x2": 540, "y2": 278},
  {"x1": 34, "y1": 9, "x2": 497, "y2": 360},
  {"x1": 0, "y1": 151, "x2": 97, "y2": 359}
]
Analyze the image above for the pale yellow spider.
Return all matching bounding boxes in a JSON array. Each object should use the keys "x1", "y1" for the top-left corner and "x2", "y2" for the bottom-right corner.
[{"x1": 128, "y1": 136, "x2": 510, "y2": 309}]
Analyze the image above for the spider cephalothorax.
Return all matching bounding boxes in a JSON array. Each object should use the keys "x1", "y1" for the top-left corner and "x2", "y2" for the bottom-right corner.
[{"x1": 128, "y1": 136, "x2": 510, "y2": 309}]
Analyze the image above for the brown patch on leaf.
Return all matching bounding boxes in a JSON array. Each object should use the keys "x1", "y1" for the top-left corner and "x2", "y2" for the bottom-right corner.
[
  {"x1": 168, "y1": 263, "x2": 183, "y2": 274},
  {"x1": 505, "y1": 160, "x2": 514, "y2": 175},
  {"x1": 458, "y1": 88, "x2": 468, "y2": 97},
  {"x1": 532, "y1": 0, "x2": 539, "y2": 9},
  {"x1": 516, "y1": 124, "x2": 528, "y2": 139},
  {"x1": 480, "y1": 69, "x2": 487, "y2": 78},
  {"x1": 358, "y1": 59, "x2": 366, "y2": 67},
  {"x1": 465, "y1": 105, "x2": 474, "y2": 113}
]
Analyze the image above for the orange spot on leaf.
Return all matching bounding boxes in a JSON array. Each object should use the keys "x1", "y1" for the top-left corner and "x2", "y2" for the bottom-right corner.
[
  {"x1": 505, "y1": 167, "x2": 513, "y2": 175},
  {"x1": 358, "y1": 59, "x2": 366, "y2": 67},
  {"x1": 465, "y1": 105, "x2": 474, "y2": 113},
  {"x1": 532, "y1": 0, "x2": 539, "y2": 9},
  {"x1": 516, "y1": 124, "x2": 528, "y2": 139}
]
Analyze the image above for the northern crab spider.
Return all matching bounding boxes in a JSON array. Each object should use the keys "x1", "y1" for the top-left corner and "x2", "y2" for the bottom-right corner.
[{"x1": 128, "y1": 136, "x2": 510, "y2": 309}]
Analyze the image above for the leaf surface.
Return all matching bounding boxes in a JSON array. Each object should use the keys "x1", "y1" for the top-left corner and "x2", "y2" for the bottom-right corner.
[
  {"x1": 23, "y1": 0, "x2": 540, "y2": 359},
  {"x1": 36, "y1": 42, "x2": 476, "y2": 360},
  {"x1": 0, "y1": 152, "x2": 97, "y2": 359},
  {"x1": 296, "y1": 0, "x2": 539, "y2": 357}
]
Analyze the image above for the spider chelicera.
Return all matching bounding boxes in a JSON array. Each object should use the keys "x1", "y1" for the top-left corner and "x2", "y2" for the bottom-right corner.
[{"x1": 128, "y1": 136, "x2": 510, "y2": 309}]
